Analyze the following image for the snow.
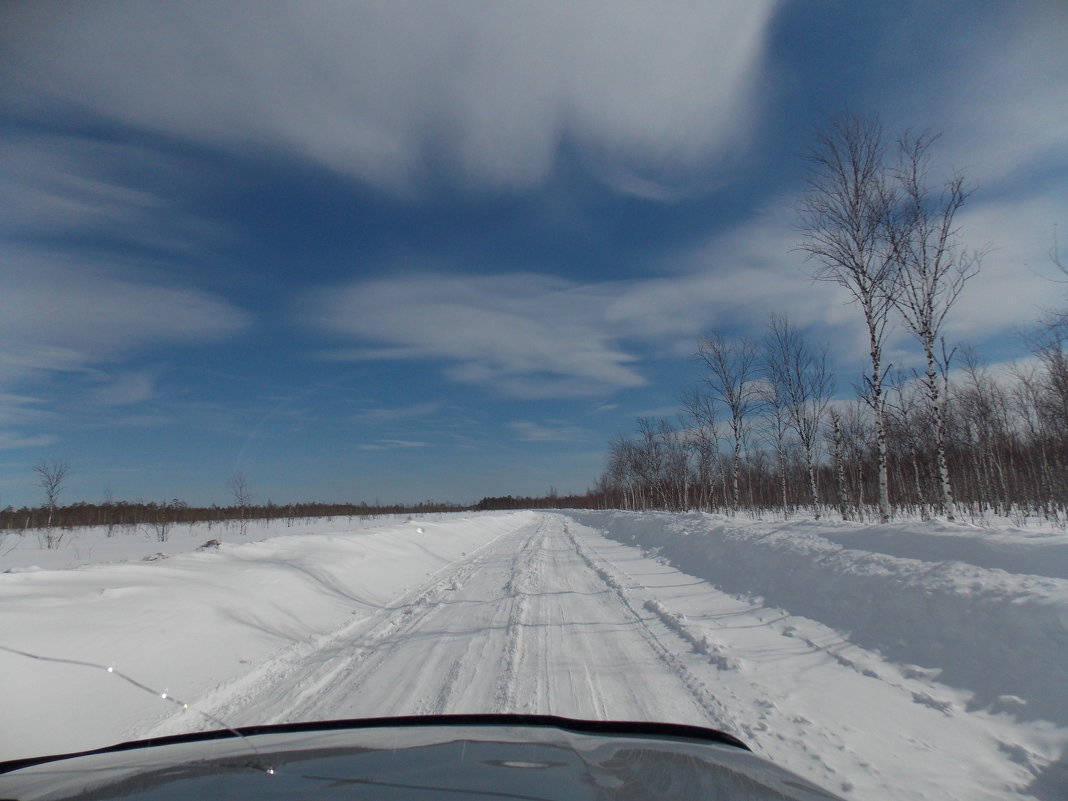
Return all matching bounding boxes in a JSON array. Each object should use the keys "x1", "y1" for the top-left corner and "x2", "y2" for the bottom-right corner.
[{"x1": 1, "y1": 511, "x2": 1066, "y2": 800}]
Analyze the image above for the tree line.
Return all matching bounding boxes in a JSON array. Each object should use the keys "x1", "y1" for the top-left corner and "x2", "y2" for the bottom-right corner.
[
  {"x1": 597, "y1": 114, "x2": 1066, "y2": 524},
  {"x1": 4, "y1": 459, "x2": 609, "y2": 547},
  {"x1": 0, "y1": 497, "x2": 467, "y2": 534},
  {"x1": 598, "y1": 328, "x2": 1068, "y2": 522}
]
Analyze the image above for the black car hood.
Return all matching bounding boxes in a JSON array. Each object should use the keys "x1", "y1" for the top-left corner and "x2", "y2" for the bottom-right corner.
[{"x1": 0, "y1": 714, "x2": 843, "y2": 800}]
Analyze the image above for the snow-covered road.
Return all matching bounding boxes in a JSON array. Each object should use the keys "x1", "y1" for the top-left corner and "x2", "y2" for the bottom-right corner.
[
  {"x1": 2, "y1": 510, "x2": 1066, "y2": 800},
  {"x1": 141, "y1": 513, "x2": 727, "y2": 731}
]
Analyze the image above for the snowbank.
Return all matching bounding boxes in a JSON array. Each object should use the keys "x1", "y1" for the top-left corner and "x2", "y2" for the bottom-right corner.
[
  {"x1": 0, "y1": 512, "x2": 529, "y2": 761},
  {"x1": 0, "y1": 514, "x2": 433, "y2": 572},
  {"x1": 567, "y1": 511, "x2": 1068, "y2": 725}
]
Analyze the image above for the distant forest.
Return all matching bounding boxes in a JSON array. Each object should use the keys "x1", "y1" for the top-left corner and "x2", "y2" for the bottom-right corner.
[
  {"x1": 595, "y1": 338, "x2": 1068, "y2": 523},
  {"x1": 0, "y1": 493, "x2": 605, "y2": 535}
]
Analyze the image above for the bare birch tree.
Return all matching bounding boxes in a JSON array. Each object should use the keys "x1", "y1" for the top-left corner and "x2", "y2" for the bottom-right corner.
[
  {"x1": 827, "y1": 408, "x2": 851, "y2": 520},
  {"x1": 799, "y1": 113, "x2": 897, "y2": 522},
  {"x1": 34, "y1": 459, "x2": 71, "y2": 530},
  {"x1": 697, "y1": 333, "x2": 759, "y2": 513},
  {"x1": 763, "y1": 315, "x2": 833, "y2": 517},
  {"x1": 680, "y1": 387, "x2": 720, "y2": 512},
  {"x1": 886, "y1": 132, "x2": 981, "y2": 520},
  {"x1": 227, "y1": 471, "x2": 254, "y2": 533},
  {"x1": 756, "y1": 371, "x2": 791, "y2": 517}
]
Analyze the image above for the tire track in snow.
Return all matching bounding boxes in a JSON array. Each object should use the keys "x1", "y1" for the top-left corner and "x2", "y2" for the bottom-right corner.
[
  {"x1": 285, "y1": 521, "x2": 539, "y2": 722},
  {"x1": 557, "y1": 517, "x2": 747, "y2": 739},
  {"x1": 492, "y1": 516, "x2": 545, "y2": 713},
  {"x1": 150, "y1": 513, "x2": 741, "y2": 746},
  {"x1": 566, "y1": 522, "x2": 858, "y2": 786},
  {"x1": 140, "y1": 521, "x2": 523, "y2": 736},
  {"x1": 423, "y1": 658, "x2": 463, "y2": 716}
]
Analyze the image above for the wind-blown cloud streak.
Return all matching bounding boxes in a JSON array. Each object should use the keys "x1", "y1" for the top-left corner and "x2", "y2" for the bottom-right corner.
[
  {"x1": 302, "y1": 181, "x2": 1061, "y2": 400},
  {"x1": 306, "y1": 273, "x2": 645, "y2": 399},
  {"x1": 0, "y1": 253, "x2": 250, "y2": 383},
  {"x1": 1, "y1": 0, "x2": 779, "y2": 195},
  {"x1": 893, "y1": 3, "x2": 1068, "y2": 190}
]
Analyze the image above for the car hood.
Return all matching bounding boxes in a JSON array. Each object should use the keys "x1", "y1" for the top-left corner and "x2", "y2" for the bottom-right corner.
[{"x1": 0, "y1": 714, "x2": 843, "y2": 800}]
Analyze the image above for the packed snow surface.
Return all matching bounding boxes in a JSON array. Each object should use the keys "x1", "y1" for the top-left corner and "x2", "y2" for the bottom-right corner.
[{"x1": 2, "y1": 511, "x2": 1066, "y2": 800}]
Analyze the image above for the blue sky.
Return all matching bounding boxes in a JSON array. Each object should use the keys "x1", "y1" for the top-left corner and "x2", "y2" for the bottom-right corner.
[{"x1": 1, "y1": 1, "x2": 1066, "y2": 507}]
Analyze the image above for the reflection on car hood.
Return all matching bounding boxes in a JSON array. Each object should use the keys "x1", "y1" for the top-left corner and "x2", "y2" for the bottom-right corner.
[{"x1": 0, "y1": 714, "x2": 843, "y2": 800}]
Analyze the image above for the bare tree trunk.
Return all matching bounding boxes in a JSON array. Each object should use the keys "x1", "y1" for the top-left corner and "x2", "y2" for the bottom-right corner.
[
  {"x1": 870, "y1": 331, "x2": 892, "y2": 524},
  {"x1": 928, "y1": 350, "x2": 957, "y2": 518},
  {"x1": 830, "y1": 410, "x2": 850, "y2": 521},
  {"x1": 778, "y1": 448, "x2": 789, "y2": 518},
  {"x1": 911, "y1": 449, "x2": 927, "y2": 520},
  {"x1": 732, "y1": 442, "x2": 741, "y2": 514},
  {"x1": 806, "y1": 456, "x2": 820, "y2": 519}
]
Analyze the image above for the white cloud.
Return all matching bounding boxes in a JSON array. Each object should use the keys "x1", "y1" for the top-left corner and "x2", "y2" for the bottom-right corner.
[
  {"x1": 0, "y1": 253, "x2": 251, "y2": 384},
  {"x1": 636, "y1": 188, "x2": 1061, "y2": 371},
  {"x1": 944, "y1": 195, "x2": 1064, "y2": 342},
  {"x1": 301, "y1": 184, "x2": 1058, "y2": 400},
  {"x1": 0, "y1": 393, "x2": 54, "y2": 428},
  {"x1": 306, "y1": 273, "x2": 646, "y2": 398},
  {"x1": 508, "y1": 420, "x2": 589, "y2": 442},
  {"x1": 87, "y1": 371, "x2": 158, "y2": 407},
  {"x1": 359, "y1": 439, "x2": 431, "y2": 451},
  {"x1": 354, "y1": 403, "x2": 442, "y2": 423},
  {"x1": 0, "y1": 432, "x2": 58, "y2": 450},
  {"x1": 602, "y1": 200, "x2": 862, "y2": 352},
  {"x1": 0, "y1": 134, "x2": 232, "y2": 256},
  {"x1": 296, "y1": 204, "x2": 885, "y2": 399},
  {"x1": 878, "y1": 5, "x2": 1068, "y2": 191},
  {"x1": 1, "y1": 1, "x2": 779, "y2": 194}
]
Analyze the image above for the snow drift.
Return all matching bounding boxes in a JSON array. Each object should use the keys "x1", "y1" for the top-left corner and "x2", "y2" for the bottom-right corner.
[{"x1": 568, "y1": 511, "x2": 1068, "y2": 725}]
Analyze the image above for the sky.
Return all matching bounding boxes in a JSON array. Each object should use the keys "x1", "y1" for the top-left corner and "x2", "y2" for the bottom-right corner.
[{"x1": 1, "y1": 1, "x2": 1066, "y2": 508}]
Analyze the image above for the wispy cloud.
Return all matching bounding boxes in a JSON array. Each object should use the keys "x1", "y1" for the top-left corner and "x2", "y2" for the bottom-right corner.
[
  {"x1": 1, "y1": 1, "x2": 779, "y2": 195},
  {"x1": 295, "y1": 205, "x2": 879, "y2": 399},
  {"x1": 508, "y1": 420, "x2": 589, "y2": 443},
  {"x1": 87, "y1": 370, "x2": 159, "y2": 407},
  {"x1": 0, "y1": 393, "x2": 59, "y2": 455},
  {"x1": 944, "y1": 196, "x2": 1064, "y2": 341},
  {"x1": 0, "y1": 432, "x2": 58, "y2": 450},
  {"x1": 0, "y1": 252, "x2": 250, "y2": 383},
  {"x1": 909, "y1": 5, "x2": 1068, "y2": 189},
  {"x1": 305, "y1": 273, "x2": 646, "y2": 398},
  {"x1": 359, "y1": 439, "x2": 431, "y2": 451},
  {"x1": 0, "y1": 393, "x2": 53, "y2": 426},
  {"x1": 0, "y1": 134, "x2": 231, "y2": 257},
  {"x1": 353, "y1": 403, "x2": 442, "y2": 423},
  {"x1": 302, "y1": 180, "x2": 1058, "y2": 401}
]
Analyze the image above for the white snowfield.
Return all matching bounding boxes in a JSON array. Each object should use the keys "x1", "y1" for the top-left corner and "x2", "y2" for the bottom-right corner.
[{"x1": 1, "y1": 510, "x2": 1066, "y2": 800}]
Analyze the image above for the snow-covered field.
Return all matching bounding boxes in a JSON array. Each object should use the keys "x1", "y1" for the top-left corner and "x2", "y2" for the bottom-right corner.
[{"x1": 1, "y1": 511, "x2": 1066, "y2": 800}]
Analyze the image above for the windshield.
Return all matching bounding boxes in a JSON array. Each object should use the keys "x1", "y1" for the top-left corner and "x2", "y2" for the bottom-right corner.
[{"x1": 1, "y1": 3, "x2": 1067, "y2": 801}]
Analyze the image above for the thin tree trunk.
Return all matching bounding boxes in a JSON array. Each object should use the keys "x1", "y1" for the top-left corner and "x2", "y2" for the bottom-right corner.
[
  {"x1": 911, "y1": 450, "x2": 927, "y2": 520},
  {"x1": 779, "y1": 449, "x2": 789, "y2": 518},
  {"x1": 874, "y1": 402, "x2": 890, "y2": 521},
  {"x1": 806, "y1": 448, "x2": 821, "y2": 519},
  {"x1": 732, "y1": 442, "x2": 741, "y2": 513},
  {"x1": 866, "y1": 305, "x2": 891, "y2": 523},
  {"x1": 924, "y1": 339, "x2": 956, "y2": 519},
  {"x1": 831, "y1": 411, "x2": 850, "y2": 521}
]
